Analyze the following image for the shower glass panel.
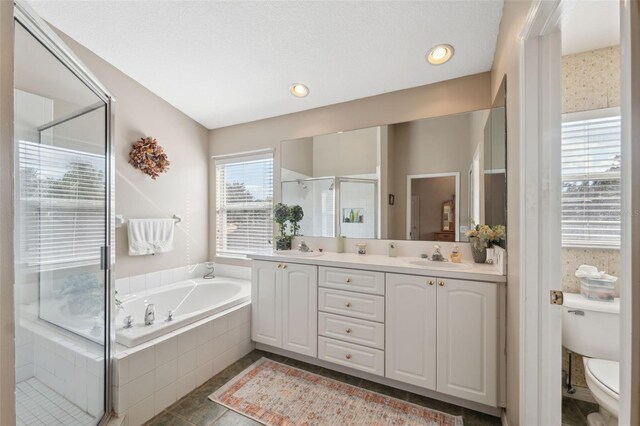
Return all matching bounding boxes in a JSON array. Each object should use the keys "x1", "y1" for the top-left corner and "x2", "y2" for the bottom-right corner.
[
  {"x1": 281, "y1": 178, "x2": 335, "y2": 237},
  {"x1": 338, "y1": 179, "x2": 378, "y2": 238},
  {"x1": 14, "y1": 21, "x2": 109, "y2": 425}
]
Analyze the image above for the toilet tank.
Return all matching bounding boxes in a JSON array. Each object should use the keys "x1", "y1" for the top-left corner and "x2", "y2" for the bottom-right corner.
[{"x1": 562, "y1": 293, "x2": 620, "y2": 361}]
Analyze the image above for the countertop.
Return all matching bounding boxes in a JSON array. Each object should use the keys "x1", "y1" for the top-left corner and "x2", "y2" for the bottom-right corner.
[{"x1": 249, "y1": 251, "x2": 506, "y2": 283}]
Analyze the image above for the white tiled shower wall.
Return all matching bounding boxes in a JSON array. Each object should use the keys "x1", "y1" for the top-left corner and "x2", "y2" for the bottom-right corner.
[{"x1": 113, "y1": 302, "x2": 253, "y2": 426}]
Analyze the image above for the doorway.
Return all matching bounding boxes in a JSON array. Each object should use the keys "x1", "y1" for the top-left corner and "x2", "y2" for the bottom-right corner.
[{"x1": 405, "y1": 172, "x2": 460, "y2": 241}]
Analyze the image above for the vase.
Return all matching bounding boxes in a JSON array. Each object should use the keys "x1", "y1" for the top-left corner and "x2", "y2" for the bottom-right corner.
[
  {"x1": 470, "y1": 237, "x2": 487, "y2": 263},
  {"x1": 275, "y1": 237, "x2": 292, "y2": 251}
]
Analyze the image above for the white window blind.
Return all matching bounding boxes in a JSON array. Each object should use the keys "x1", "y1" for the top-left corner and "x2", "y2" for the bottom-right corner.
[
  {"x1": 18, "y1": 140, "x2": 106, "y2": 270},
  {"x1": 561, "y1": 111, "x2": 621, "y2": 248},
  {"x1": 215, "y1": 152, "x2": 274, "y2": 257}
]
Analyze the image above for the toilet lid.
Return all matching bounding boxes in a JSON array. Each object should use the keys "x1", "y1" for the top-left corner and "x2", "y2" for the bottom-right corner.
[{"x1": 587, "y1": 358, "x2": 619, "y2": 395}]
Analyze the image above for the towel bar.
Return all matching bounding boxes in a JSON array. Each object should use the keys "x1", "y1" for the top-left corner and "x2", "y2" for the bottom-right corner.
[{"x1": 115, "y1": 214, "x2": 181, "y2": 228}]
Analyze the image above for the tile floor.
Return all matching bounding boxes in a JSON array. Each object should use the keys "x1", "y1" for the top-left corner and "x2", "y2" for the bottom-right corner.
[
  {"x1": 16, "y1": 377, "x2": 96, "y2": 426},
  {"x1": 145, "y1": 349, "x2": 502, "y2": 426},
  {"x1": 562, "y1": 397, "x2": 599, "y2": 426}
]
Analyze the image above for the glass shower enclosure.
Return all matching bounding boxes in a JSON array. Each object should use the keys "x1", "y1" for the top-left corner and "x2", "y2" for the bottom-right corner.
[
  {"x1": 13, "y1": 4, "x2": 115, "y2": 425},
  {"x1": 282, "y1": 177, "x2": 379, "y2": 238}
]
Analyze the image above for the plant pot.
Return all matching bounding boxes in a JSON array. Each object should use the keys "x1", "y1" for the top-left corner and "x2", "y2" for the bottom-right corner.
[
  {"x1": 275, "y1": 237, "x2": 292, "y2": 251},
  {"x1": 470, "y1": 237, "x2": 487, "y2": 264}
]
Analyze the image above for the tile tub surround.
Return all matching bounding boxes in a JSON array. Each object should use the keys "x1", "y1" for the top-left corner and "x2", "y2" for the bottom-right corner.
[
  {"x1": 115, "y1": 263, "x2": 251, "y2": 296},
  {"x1": 113, "y1": 303, "x2": 253, "y2": 426},
  {"x1": 145, "y1": 350, "x2": 501, "y2": 426}
]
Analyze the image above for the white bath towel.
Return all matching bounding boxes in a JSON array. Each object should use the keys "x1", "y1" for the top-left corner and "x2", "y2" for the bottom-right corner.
[{"x1": 127, "y1": 218, "x2": 175, "y2": 256}]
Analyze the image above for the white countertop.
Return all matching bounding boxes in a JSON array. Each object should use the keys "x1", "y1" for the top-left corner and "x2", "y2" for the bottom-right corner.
[{"x1": 249, "y1": 251, "x2": 506, "y2": 283}]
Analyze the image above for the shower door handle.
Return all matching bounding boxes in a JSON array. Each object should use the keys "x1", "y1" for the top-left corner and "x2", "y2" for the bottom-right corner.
[{"x1": 100, "y1": 246, "x2": 111, "y2": 271}]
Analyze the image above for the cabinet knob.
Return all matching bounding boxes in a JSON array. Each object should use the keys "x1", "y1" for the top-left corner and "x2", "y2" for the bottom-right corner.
[
  {"x1": 428, "y1": 280, "x2": 434, "y2": 286},
  {"x1": 277, "y1": 264, "x2": 282, "y2": 269},
  {"x1": 282, "y1": 264, "x2": 288, "y2": 269},
  {"x1": 345, "y1": 354, "x2": 352, "y2": 360},
  {"x1": 345, "y1": 328, "x2": 352, "y2": 334},
  {"x1": 346, "y1": 278, "x2": 352, "y2": 283},
  {"x1": 439, "y1": 281, "x2": 445, "y2": 287},
  {"x1": 345, "y1": 302, "x2": 352, "y2": 308}
]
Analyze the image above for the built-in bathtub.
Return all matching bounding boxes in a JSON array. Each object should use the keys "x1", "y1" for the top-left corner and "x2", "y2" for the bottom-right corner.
[{"x1": 115, "y1": 276, "x2": 251, "y2": 347}]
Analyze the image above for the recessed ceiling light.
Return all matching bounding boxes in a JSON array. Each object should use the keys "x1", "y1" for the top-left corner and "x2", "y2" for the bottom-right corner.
[
  {"x1": 289, "y1": 83, "x2": 309, "y2": 97},
  {"x1": 426, "y1": 44, "x2": 454, "y2": 65}
]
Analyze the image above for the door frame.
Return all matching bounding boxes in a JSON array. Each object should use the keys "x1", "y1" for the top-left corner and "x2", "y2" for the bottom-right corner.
[
  {"x1": 406, "y1": 172, "x2": 460, "y2": 241},
  {"x1": 519, "y1": 0, "x2": 640, "y2": 424}
]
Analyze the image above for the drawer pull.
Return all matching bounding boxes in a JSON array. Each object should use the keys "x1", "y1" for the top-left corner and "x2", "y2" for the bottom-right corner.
[
  {"x1": 439, "y1": 281, "x2": 445, "y2": 287},
  {"x1": 428, "y1": 280, "x2": 434, "y2": 286},
  {"x1": 345, "y1": 354, "x2": 352, "y2": 360},
  {"x1": 345, "y1": 302, "x2": 352, "y2": 308},
  {"x1": 345, "y1": 328, "x2": 352, "y2": 334},
  {"x1": 346, "y1": 278, "x2": 352, "y2": 283}
]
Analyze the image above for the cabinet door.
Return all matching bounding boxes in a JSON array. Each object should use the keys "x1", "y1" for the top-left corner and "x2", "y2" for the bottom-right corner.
[
  {"x1": 251, "y1": 261, "x2": 282, "y2": 347},
  {"x1": 385, "y1": 273, "x2": 437, "y2": 390},
  {"x1": 282, "y1": 263, "x2": 318, "y2": 357},
  {"x1": 436, "y1": 278, "x2": 498, "y2": 406}
]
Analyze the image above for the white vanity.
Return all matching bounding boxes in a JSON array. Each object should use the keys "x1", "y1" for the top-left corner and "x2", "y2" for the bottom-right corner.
[{"x1": 249, "y1": 251, "x2": 506, "y2": 415}]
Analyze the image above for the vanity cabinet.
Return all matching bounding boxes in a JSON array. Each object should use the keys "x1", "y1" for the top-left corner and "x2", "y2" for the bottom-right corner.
[
  {"x1": 386, "y1": 274, "x2": 499, "y2": 405},
  {"x1": 385, "y1": 273, "x2": 437, "y2": 390},
  {"x1": 251, "y1": 260, "x2": 317, "y2": 357},
  {"x1": 436, "y1": 278, "x2": 497, "y2": 406}
]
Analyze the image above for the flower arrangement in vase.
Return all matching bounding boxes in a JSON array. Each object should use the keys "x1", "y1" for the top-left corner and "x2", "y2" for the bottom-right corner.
[
  {"x1": 465, "y1": 223, "x2": 506, "y2": 263},
  {"x1": 273, "y1": 203, "x2": 304, "y2": 251}
]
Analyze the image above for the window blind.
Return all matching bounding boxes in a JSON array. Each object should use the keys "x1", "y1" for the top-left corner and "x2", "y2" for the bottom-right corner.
[
  {"x1": 561, "y1": 113, "x2": 621, "y2": 248},
  {"x1": 18, "y1": 140, "x2": 106, "y2": 270},
  {"x1": 215, "y1": 153, "x2": 274, "y2": 257}
]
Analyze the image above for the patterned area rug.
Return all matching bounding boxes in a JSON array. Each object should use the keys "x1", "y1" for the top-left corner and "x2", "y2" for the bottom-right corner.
[{"x1": 209, "y1": 358, "x2": 463, "y2": 426}]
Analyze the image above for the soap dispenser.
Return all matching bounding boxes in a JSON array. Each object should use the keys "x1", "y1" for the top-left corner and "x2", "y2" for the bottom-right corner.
[
  {"x1": 388, "y1": 242, "x2": 397, "y2": 257},
  {"x1": 449, "y1": 244, "x2": 463, "y2": 263}
]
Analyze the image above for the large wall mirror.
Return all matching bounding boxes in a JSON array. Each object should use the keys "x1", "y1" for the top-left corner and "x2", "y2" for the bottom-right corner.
[{"x1": 281, "y1": 79, "x2": 506, "y2": 243}]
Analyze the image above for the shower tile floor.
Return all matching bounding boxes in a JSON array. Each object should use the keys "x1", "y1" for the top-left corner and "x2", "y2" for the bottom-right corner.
[{"x1": 16, "y1": 378, "x2": 95, "y2": 426}]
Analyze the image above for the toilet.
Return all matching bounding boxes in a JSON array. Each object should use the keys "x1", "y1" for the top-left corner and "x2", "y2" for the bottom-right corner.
[{"x1": 562, "y1": 293, "x2": 620, "y2": 426}]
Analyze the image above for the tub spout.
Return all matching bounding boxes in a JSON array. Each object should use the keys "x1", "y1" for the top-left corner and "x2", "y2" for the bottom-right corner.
[{"x1": 144, "y1": 304, "x2": 155, "y2": 325}]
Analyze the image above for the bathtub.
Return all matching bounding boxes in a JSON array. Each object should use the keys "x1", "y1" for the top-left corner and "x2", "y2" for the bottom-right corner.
[{"x1": 115, "y1": 276, "x2": 251, "y2": 347}]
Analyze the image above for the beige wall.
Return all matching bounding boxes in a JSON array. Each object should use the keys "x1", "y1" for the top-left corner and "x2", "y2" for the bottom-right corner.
[
  {"x1": 209, "y1": 72, "x2": 492, "y2": 261},
  {"x1": 312, "y1": 127, "x2": 378, "y2": 177},
  {"x1": 54, "y1": 29, "x2": 210, "y2": 278},
  {"x1": 281, "y1": 137, "x2": 313, "y2": 176},
  {"x1": 490, "y1": 1, "x2": 536, "y2": 424},
  {"x1": 0, "y1": 2, "x2": 16, "y2": 423}
]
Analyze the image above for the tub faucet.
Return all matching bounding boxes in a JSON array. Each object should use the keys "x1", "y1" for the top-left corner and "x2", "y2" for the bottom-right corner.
[
  {"x1": 144, "y1": 304, "x2": 155, "y2": 325},
  {"x1": 203, "y1": 262, "x2": 215, "y2": 279}
]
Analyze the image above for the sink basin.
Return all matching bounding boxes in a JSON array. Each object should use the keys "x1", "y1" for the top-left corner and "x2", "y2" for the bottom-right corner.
[
  {"x1": 406, "y1": 259, "x2": 472, "y2": 270},
  {"x1": 274, "y1": 250, "x2": 324, "y2": 257}
]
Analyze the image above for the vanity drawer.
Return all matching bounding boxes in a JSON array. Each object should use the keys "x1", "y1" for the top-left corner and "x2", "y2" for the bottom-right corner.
[
  {"x1": 318, "y1": 288, "x2": 384, "y2": 322},
  {"x1": 319, "y1": 312, "x2": 385, "y2": 350},
  {"x1": 318, "y1": 337, "x2": 384, "y2": 376},
  {"x1": 319, "y1": 267, "x2": 384, "y2": 295}
]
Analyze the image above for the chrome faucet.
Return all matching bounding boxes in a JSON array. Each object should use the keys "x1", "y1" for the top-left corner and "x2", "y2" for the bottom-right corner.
[
  {"x1": 123, "y1": 315, "x2": 133, "y2": 329},
  {"x1": 298, "y1": 240, "x2": 311, "y2": 252},
  {"x1": 203, "y1": 262, "x2": 215, "y2": 279},
  {"x1": 144, "y1": 304, "x2": 156, "y2": 325}
]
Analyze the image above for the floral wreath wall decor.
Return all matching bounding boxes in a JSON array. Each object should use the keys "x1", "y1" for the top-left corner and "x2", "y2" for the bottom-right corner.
[{"x1": 128, "y1": 136, "x2": 170, "y2": 180}]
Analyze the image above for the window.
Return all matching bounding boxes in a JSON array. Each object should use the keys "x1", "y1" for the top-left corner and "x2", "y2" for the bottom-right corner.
[
  {"x1": 215, "y1": 152, "x2": 274, "y2": 257},
  {"x1": 561, "y1": 108, "x2": 621, "y2": 248},
  {"x1": 18, "y1": 140, "x2": 106, "y2": 270}
]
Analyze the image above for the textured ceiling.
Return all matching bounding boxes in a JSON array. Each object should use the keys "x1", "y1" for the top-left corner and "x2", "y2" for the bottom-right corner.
[{"x1": 29, "y1": 1, "x2": 504, "y2": 129}]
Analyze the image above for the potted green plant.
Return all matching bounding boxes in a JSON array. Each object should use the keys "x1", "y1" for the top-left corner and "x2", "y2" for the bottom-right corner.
[
  {"x1": 273, "y1": 203, "x2": 304, "y2": 250},
  {"x1": 465, "y1": 223, "x2": 506, "y2": 263},
  {"x1": 274, "y1": 203, "x2": 292, "y2": 250}
]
